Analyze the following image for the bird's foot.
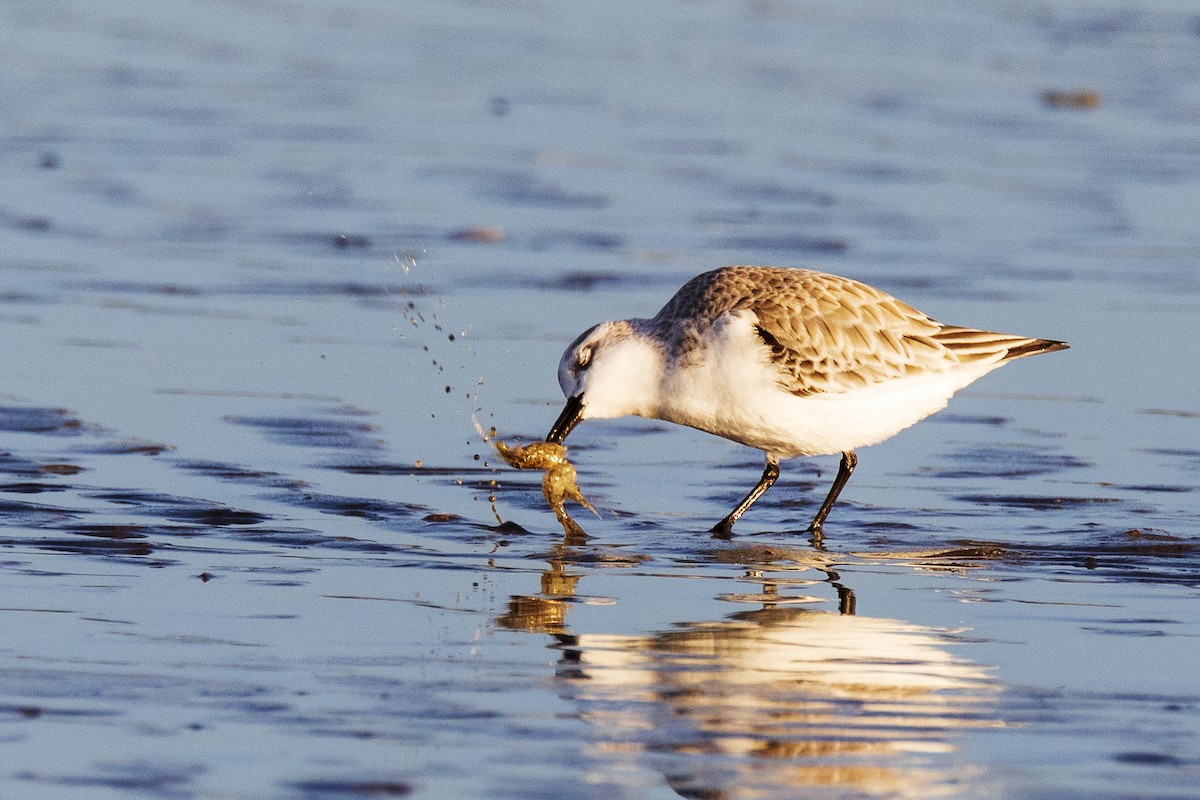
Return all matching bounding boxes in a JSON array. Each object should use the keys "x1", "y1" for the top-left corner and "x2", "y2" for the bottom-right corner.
[{"x1": 709, "y1": 519, "x2": 736, "y2": 539}]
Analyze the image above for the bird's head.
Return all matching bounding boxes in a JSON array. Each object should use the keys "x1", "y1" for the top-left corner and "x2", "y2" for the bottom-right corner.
[{"x1": 547, "y1": 320, "x2": 663, "y2": 443}]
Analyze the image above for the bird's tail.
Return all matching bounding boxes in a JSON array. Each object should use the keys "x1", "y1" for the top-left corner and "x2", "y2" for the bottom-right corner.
[
  {"x1": 933, "y1": 327, "x2": 1069, "y2": 365},
  {"x1": 1003, "y1": 337, "x2": 1070, "y2": 360}
]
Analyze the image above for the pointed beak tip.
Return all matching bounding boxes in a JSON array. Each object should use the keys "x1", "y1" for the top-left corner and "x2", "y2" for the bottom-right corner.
[{"x1": 547, "y1": 394, "x2": 585, "y2": 444}]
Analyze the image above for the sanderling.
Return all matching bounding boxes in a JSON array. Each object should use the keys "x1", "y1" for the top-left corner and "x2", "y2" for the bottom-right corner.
[{"x1": 546, "y1": 266, "x2": 1068, "y2": 536}]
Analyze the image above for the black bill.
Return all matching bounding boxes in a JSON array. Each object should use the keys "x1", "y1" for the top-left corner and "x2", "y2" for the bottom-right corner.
[{"x1": 547, "y1": 394, "x2": 585, "y2": 444}]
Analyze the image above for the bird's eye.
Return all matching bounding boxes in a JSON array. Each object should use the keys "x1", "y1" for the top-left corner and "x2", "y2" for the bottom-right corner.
[{"x1": 576, "y1": 346, "x2": 593, "y2": 370}]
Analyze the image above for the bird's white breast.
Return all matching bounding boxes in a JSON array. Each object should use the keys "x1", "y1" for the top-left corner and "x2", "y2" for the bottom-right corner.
[{"x1": 654, "y1": 311, "x2": 1001, "y2": 458}]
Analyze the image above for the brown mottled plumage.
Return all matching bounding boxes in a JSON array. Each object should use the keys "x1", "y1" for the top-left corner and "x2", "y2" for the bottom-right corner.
[{"x1": 651, "y1": 267, "x2": 1067, "y2": 397}]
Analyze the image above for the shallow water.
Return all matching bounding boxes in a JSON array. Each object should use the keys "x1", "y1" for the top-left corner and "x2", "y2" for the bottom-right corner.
[{"x1": 2, "y1": 1, "x2": 1199, "y2": 798}]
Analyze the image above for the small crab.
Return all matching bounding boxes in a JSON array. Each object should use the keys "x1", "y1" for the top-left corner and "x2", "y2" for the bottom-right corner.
[{"x1": 493, "y1": 440, "x2": 596, "y2": 536}]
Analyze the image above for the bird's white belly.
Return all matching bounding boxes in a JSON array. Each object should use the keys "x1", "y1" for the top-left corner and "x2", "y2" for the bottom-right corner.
[{"x1": 653, "y1": 319, "x2": 998, "y2": 458}]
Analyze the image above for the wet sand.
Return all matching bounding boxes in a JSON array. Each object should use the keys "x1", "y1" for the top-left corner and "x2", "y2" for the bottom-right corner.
[{"x1": 1, "y1": 1, "x2": 1198, "y2": 798}]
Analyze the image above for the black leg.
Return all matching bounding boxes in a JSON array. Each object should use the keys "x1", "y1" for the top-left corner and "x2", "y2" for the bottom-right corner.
[
  {"x1": 806, "y1": 450, "x2": 857, "y2": 537},
  {"x1": 711, "y1": 455, "x2": 779, "y2": 537},
  {"x1": 835, "y1": 583, "x2": 856, "y2": 615}
]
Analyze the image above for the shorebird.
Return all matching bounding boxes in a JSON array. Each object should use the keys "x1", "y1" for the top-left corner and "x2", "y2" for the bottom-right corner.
[{"x1": 546, "y1": 266, "x2": 1068, "y2": 536}]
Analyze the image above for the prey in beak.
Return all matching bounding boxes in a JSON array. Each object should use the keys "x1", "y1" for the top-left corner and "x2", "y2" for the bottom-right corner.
[{"x1": 547, "y1": 394, "x2": 584, "y2": 444}]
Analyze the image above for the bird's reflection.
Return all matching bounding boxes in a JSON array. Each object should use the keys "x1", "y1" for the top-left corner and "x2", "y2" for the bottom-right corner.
[
  {"x1": 493, "y1": 558, "x2": 582, "y2": 635},
  {"x1": 496, "y1": 547, "x2": 999, "y2": 799}
]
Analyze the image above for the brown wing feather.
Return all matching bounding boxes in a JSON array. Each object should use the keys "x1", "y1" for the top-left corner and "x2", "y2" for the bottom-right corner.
[{"x1": 653, "y1": 266, "x2": 1067, "y2": 396}]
